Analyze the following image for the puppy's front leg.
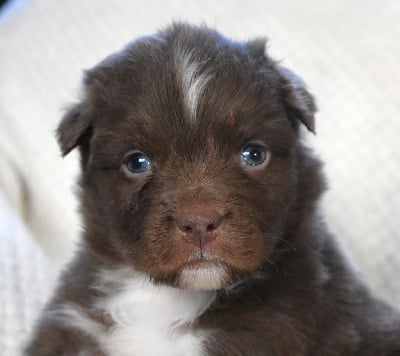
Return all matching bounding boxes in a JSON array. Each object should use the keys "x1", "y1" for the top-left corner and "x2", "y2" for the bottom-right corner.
[{"x1": 25, "y1": 314, "x2": 106, "y2": 356}]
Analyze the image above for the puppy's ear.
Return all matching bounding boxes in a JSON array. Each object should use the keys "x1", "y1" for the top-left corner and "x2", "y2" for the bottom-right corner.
[
  {"x1": 246, "y1": 38, "x2": 267, "y2": 59},
  {"x1": 57, "y1": 102, "x2": 92, "y2": 156},
  {"x1": 246, "y1": 40, "x2": 316, "y2": 133},
  {"x1": 278, "y1": 66, "x2": 317, "y2": 133}
]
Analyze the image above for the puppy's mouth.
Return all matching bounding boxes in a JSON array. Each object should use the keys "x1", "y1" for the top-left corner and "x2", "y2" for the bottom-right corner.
[
  {"x1": 182, "y1": 257, "x2": 221, "y2": 270},
  {"x1": 177, "y1": 254, "x2": 230, "y2": 291}
]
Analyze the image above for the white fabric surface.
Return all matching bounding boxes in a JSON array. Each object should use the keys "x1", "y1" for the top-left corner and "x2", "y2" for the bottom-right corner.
[
  {"x1": 0, "y1": 0, "x2": 399, "y2": 354},
  {"x1": 0, "y1": 191, "x2": 58, "y2": 355}
]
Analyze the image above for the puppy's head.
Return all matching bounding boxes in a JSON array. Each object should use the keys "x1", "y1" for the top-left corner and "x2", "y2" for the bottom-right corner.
[{"x1": 58, "y1": 24, "x2": 318, "y2": 290}]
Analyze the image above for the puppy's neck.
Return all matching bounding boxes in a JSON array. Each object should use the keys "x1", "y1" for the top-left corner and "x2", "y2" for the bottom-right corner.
[
  {"x1": 53, "y1": 266, "x2": 215, "y2": 356},
  {"x1": 94, "y1": 267, "x2": 216, "y2": 326},
  {"x1": 285, "y1": 146, "x2": 326, "y2": 241}
]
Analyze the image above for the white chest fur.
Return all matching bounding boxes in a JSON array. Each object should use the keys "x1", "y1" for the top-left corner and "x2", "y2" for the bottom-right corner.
[{"x1": 54, "y1": 268, "x2": 216, "y2": 356}]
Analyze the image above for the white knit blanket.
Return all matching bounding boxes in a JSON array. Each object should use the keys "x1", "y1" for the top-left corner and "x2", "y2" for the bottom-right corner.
[{"x1": 0, "y1": 192, "x2": 58, "y2": 355}]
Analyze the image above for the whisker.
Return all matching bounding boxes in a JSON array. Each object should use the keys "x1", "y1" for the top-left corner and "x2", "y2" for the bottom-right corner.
[{"x1": 264, "y1": 258, "x2": 279, "y2": 274}]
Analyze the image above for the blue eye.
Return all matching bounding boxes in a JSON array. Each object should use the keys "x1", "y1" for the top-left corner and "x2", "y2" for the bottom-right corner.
[
  {"x1": 241, "y1": 143, "x2": 269, "y2": 167},
  {"x1": 124, "y1": 151, "x2": 152, "y2": 174}
]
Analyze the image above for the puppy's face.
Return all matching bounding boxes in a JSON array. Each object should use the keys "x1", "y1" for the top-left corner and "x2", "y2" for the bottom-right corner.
[{"x1": 58, "y1": 24, "x2": 316, "y2": 290}]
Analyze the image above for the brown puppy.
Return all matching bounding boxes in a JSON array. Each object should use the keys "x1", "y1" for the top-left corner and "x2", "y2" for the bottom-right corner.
[{"x1": 26, "y1": 23, "x2": 400, "y2": 356}]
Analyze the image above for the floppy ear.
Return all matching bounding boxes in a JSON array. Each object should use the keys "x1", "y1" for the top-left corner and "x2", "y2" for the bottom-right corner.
[
  {"x1": 246, "y1": 38, "x2": 268, "y2": 59},
  {"x1": 57, "y1": 102, "x2": 93, "y2": 156},
  {"x1": 246, "y1": 39, "x2": 316, "y2": 133},
  {"x1": 278, "y1": 66, "x2": 317, "y2": 133}
]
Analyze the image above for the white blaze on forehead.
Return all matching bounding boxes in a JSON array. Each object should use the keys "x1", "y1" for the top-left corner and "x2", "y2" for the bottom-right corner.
[{"x1": 174, "y1": 46, "x2": 213, "y2": 122}]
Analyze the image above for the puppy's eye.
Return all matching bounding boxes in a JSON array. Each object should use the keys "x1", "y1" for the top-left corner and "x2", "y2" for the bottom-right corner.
[
  {"x1": 241, "y1": 143, "x2": 269, "y2": 167},
  {"x1": 123, "y1": 151, "x2": 152, "y2": 174}
]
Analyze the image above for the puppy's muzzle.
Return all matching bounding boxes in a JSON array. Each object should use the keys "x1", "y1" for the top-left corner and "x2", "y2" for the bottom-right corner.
[{"x1": 175, "y1": 211, "x2": 222, "y2": 249}]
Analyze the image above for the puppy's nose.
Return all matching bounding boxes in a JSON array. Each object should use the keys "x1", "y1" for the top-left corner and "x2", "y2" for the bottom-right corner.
[{"x1": 176, "y1": 212, "x2": 222, "y2": 248}]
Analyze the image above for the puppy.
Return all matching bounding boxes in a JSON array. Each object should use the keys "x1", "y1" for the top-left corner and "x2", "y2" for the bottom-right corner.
[{"x1": 26, "y1": 23, "x2": 400, "y2": 356}]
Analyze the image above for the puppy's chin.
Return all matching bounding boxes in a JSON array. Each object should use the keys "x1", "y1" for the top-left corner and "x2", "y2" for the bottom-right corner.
[{"x1": 178, "y1": 264, "x2": 229, "y2": 291}]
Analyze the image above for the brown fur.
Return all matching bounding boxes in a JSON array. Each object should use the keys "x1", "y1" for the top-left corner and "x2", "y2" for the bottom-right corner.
[{"x1": 26, "y1": 23, "x2": 400, "y2": 355}]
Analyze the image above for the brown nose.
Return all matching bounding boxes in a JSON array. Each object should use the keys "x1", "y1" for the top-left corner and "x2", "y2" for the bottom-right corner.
[{"x1": 176, "y1": 212, "x2": 222, "y2": 248}]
